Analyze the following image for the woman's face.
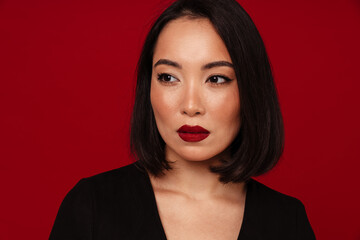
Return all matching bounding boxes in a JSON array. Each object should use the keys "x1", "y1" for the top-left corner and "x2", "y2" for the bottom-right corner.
[{"x1": 150, "y1": 17, "x2": 241, "y2": 163}]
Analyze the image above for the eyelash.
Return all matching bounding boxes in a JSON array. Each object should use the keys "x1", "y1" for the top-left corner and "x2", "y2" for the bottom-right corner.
[
  {"x1": 157, "y1": 73, "x2": 178, "y2": 84},
  {"x1": 207, "y1": 75, "x2": 232, "y2": 85},
  {"x1": 156, "y1": 73, "x2": 232, "y2": 85}
]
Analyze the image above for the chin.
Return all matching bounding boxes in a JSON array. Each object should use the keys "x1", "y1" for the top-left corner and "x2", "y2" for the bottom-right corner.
[{"x1": 168, "y1": 146, "x2": 226, "y2": 164}]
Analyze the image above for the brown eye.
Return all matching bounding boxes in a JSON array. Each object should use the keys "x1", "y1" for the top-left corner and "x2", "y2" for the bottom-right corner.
[
  {"x1": 157, "y1": 73, "x2": 178, "y2": 82},
  {"x1": 207, "y1": 75, "x2": 231, "y2": 84}
]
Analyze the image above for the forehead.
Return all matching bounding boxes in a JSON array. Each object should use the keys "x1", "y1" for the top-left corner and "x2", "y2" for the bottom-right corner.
[{"x1": 153, "y1": 17, "x2": 232, "y2": 64}]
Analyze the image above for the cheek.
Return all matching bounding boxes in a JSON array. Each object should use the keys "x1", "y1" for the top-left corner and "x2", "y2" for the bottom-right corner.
[
  {"x1": 150, "y1": 80, "x2": 178, "y2": 126},
  {"x1": 207, "y1": 88, "x2": 241, "y2": 126}
]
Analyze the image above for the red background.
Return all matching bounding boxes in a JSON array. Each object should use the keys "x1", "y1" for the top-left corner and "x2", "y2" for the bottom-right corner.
[{"x1": 0, "y1": 0, "x2": 359, "y2": 239}]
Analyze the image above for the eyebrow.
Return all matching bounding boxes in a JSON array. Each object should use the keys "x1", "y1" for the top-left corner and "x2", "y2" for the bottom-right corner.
[
  {"x1": 154, "y1": 59, "x2": 182, "y2": 69},
  {"x1": 202, "y1": 61, "x2": 234, "y2": 70},
  {"x1": 153, "y1": 59, "x2": 234, "y2": 70}
]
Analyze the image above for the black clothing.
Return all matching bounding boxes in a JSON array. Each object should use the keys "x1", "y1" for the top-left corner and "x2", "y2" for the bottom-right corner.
[{"x1": 49, "y1": 163, "x2": 315, "y2": 239}]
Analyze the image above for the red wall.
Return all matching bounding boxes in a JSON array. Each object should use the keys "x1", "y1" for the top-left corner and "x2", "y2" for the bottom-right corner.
[{"x1": 0, "y1": 0, "x2": 359, "y2": 239}]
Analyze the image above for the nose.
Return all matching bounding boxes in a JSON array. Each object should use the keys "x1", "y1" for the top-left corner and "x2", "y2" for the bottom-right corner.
[{"x1": 180, "y1": 82, "x2": 205, "y2": 117}]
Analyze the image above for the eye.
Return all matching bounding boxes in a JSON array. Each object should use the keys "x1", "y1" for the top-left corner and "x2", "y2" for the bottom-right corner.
[
  {"x1": 207, "y1": 75, "x2": 232, "y2": 84},
  {"x1": 157, "y1": 73, "x2": 178, "y2": 83}
]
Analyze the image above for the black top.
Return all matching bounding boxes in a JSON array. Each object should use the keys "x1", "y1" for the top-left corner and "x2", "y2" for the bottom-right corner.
[{"x1": 49, "y1": 163, "x2": 315, "y2": 240}]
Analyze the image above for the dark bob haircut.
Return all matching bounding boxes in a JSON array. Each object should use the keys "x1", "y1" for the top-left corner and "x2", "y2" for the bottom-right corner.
[{"x1": 130, "y1": 0, "x2": 284, "y2": 183}]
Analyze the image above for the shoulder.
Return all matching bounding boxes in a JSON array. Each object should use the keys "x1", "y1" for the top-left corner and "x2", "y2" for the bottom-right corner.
[
  {"x1": 246, "y1": 178, "x2": 307, "y2": 220},
  {"x1": 55, "y1": 162, "x2": 147, "y2": 208},
  {"x1": 242, "y1": 179, "x2": 316, "y2": 239},
  {"x1": 50, "y1": 163, "x2": 152, "y2": 239},
  {"x1": 248, "y1": 178, "x2": 304, "y2": 210},
  {"x1": 53, "y1": 162, "x2": 149, "y2": 217},
  {"x1": 71, "y1": 162, "x2": 148, "y2": 203},
  {"x1": 80, "y1": 162, "x2": 146, "y2": 188}
]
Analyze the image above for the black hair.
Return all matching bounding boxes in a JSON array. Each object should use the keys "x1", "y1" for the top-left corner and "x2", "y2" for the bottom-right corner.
[{"x1": 130, "y1": 0, "x2": 284, "y2": 183}]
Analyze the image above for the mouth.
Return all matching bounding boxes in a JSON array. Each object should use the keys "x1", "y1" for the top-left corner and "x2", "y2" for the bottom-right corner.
[{"x1": 177, "y1": 125, "x2": 210, "y2": 142}]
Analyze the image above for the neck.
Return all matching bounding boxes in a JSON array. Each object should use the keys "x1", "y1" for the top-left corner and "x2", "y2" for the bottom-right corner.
[{"x1": 148, "y1": 148, "x2": 245, "y2": 201}]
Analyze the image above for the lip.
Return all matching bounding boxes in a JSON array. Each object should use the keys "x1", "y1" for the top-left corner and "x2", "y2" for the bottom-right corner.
[{"x1": 177, "y1": 125, "x2": 210, "y2": 142}]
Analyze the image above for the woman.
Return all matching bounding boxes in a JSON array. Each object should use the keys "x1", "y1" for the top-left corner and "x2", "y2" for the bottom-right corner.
[{"x1": 50, "y1": 0, "x2": 315, "y2": 239}]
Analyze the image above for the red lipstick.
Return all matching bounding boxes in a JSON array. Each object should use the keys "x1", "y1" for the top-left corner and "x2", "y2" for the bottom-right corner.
[{"x1": 177, "y1": 125, "x2": 210, "y2": 142}]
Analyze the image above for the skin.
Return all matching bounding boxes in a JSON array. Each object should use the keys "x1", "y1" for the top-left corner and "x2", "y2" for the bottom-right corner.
[{"x1": 149, "y1": 17, "x2": 246, "y2": 240}]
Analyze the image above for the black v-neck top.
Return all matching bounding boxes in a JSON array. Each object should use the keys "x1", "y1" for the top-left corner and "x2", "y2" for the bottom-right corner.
[{"x1": 49, "y1": 163, "x2": 315, "y2": 240}]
